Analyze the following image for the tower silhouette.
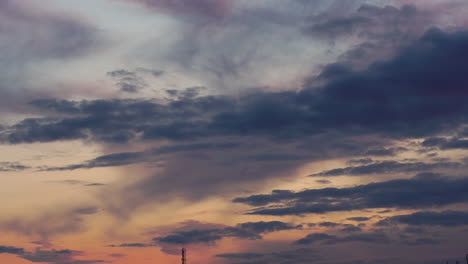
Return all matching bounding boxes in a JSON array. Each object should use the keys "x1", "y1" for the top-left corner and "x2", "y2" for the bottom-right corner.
[{"x1": 182, "y1": 248, "x2": 186, "y2": 264}]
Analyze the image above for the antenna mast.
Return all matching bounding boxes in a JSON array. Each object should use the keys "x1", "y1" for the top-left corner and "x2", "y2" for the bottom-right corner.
[{"x1": 182, "y1": 248, "x2": 186, "y2": 264}]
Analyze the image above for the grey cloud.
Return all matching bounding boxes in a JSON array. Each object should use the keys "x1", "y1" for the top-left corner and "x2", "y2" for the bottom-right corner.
[
  {"x1": 72, "y1": 207, "x2": 99, "y2": 215},
  {"x1": 311, "y1": 160, "x2": 465, "y2": 177},
  {"x1": 0, "y1": 162, "x2": 30, "y2": 172},
  {"x1": 107, "y1": 243, "x2": 152, "y2": 248},
  {"x1": 307, "y1": 4, "x2": 438, "y2": 69},
  {"x1": 346, "y1": 158, "x2": 374, "y2": 165},
  {"x1": 378, "y1": 211, "x2": 468, "y2": 227},
  {"x1": 0, "y1": 1, "x2": 100, "y2": 114},
  {"x1": 216, "y1": 253, "x2": 265, "y2": 259},
  {"x1": 44, "y1": 141, "x2": 240, "y2": 171},
  {"x1": 318, "y1": 222, "x2": 340, "y2": 227},
  {"x1": 0, "y1": 246, "x2": 104, "y2": 264},
  {"x1": 315, "y1": 179, "x2": 332, "y2": 184},
  {"x1": 295, "y1": 232, "x2": 390, "y2": 245},
  {"x1": 233, "y1": 175, "x2": 468, "y2": 215},
  {"x1": 154, "y1": 221, "x2": 300, "y2": 245},
  {"x1": 403, "y1": 238, "x2": 441, "y2": 246},
  {"x1": 107, "y1": 68, "x2": 162, "y2": 93},
  {"x1": 294, "y1": 233, "x2": 338, "y2": 245},
  {"x1": 119, "y1": 0, "x2": 234, "y2": 22},
  {"x1": 216, "y1": 247, "x2": 321, "y2": 264},
  {"x1": 422, "y1": 137, "x2": 468, "y2": 150},
  {"x1": 0, "y1": 245, "x2": 24, "y2": 254},
  {"x1": 305, "y1": 4, "x2": 432, "y2": 40},
  {"x1": 340, "y1": 225, "x2": 362, "y2": 233},
  {"x1": 43, "y1": 152, "x2": 147, "y2": 171},
  {"x1": 5, "y1": 29, "x2": 468, "y2": 145},
  {"x1": 346, "y1": 217, "x2": 371, "y2": 222},
  {"x1": 363, "y1": 147, "x2": 407, "y2": 156}
]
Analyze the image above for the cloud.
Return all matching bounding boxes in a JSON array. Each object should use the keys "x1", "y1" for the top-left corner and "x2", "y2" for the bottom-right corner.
[
  {"x1": 5, "y1": 29, "x2": 468, "y2": 145},
  {"x1": 305, "y1": 4, "x2": 433, "y2": 40},
  {"x1": 0, "y1": 206, "x2": 99, "y2": 239},
  {"x1": 43, "y1": 141, "x2": 240, "y2": 171},
  {"x1": 0, "y1": 246, "x2": 105, "y2": 264},
  {"x1": 233, "y1": 174, "x2": 468, "y2": 215},
  {"x1": 311, "y1": 160, "x2": 465, "y2": 177},
  {"x1": 422, "y1": 137, "x2": 468, "y2": 150},
  {"x1": 295, "y1": 232, "x2": 390, "y2": 245},
  {"x1": 315, "y1": 179, "x2": 332, "y2": 184},
  {"x1": 0, "y1": 162, "x2": 30, "y2": 172},
  {"x1": 346, "y1": 217, "x2": 371, "y2": 222},
  {"x1": 153, "y1": 221, "x2": 300, "y2": 246},
  {"x1": 118, "y1": 0, "x2": 235, "y2": 22},
  {"x1": 377, "y1": 211, "x2": 468, "y2": 227},
  {"x1": 215, "y1": 247, "x2": 321, "y2": 264},
  {"x1": 107, "y1": 68, "x2": 163, "y2": 93},
  {"x1": 0, "y1": 0, "x2": 100, "y2": 114},
  {"x1": 363, "y1": 147, "x2": 407, "y2": 156},
  {"x1": 346, "y1": 158, "x2": 374, "y2": 165},
  {"x1": 318, "y1": 222, "x2": 340, "y2": 227},
  {"x1": 294, "y1": 233, "x2": 338, "y2": 245},
  {"x1": 340, "y1": 225, "x2": 362, "y2": 233},
  {"x1": 107, "y1": 243, "x2": 152, "y2": 248},
  {"x1": 305, "y1": 4, "x2": 441, "y2": 69},
  {"x1": 215, "y1": 253, "x2": 265, "y2": 259},
  {"x1": 0, "y1": 245, "x2": 25, "y2": 254}
]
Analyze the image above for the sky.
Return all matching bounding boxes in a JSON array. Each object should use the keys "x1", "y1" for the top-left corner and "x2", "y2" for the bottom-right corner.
[{"x1": 1, "y1": 0, "x2": 468, "y2": 264}]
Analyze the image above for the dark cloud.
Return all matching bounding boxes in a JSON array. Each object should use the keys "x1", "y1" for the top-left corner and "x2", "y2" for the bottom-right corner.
[
  {"x1": 422, "y1": 137, "x2": 468, "y2": 150},
  {"x1": 5, "y1": 29, "x2": 468, "y2": 145},
  {"x1": 294, "y1": 233, "x2": 338, "y2": 245},
  {"x1": 216, "y1": 248, "x2": 321, "y2": 264},
  {"x1": 43, "y1": 152, "x2": 147, "y2": 171},
  {"x1": 0, "y1": 246, "x2": 104, "y2": 264},
  {"x1": 340, "y1": 225, "x2": 362, "y2": 233},
  {"x1": 403, "y1": 238, "x2": 441, "y2": 246},
  {"x1": 346, "y1": 158, "x2": 374, "y2": 165},
  {"x1": 311, "y1": 160, "x2": 465, "y2": 177},
  {"x1": 363, "y1": 147, "x2": 407, "y2": 157},
  {"x1": 318, "y1": 222, "x2": 340, "y2": 227},
  {"x1": 44, "y1": 141, "x2": 240, "y2": 171},
  {"x1": 378, "y1": 211, "x2": 468, "y2": 227},
  {"x1": 233, "y1": 175, "x2": 468, "y2": 215},
  {"x1": 315, "y1": 179, "x2": 331, "y2": 184},
  {"x1": 0, "y1": 245, "x2": 25, "y2": 254},
  {"x1": 216, "y1": 253, "x2": 265, "y2": 259},
  {"x1": 346, "y1": 217, "x2": 371, "y2": 222},
  {"x1": 154, "y1": 221, "x2": 300, "y2": 245},
  {"x1": 51, "y1": 180, "x2": 105, "y2": 187},
  {"x1": 0, "y1": 162, "x2": 30, "y2": 172},
  {"x1": 403, "y1": 227, "x2": 426, "y2": 234},
  {"x1": 107, "y1": 243, "x2": 152, "y2": 248},
  {"x1": 109, "y1": 253, "x2": 126, "y2": 258},
  {"x1": 236, "y1": 221, "x2": 302, "y2": 233},
  {"x1": 107, "y1": 68, "x2": 163, "y2": 93},
  {"x1": 295, "y1": 232, "x2": 390, "y2": 245}
]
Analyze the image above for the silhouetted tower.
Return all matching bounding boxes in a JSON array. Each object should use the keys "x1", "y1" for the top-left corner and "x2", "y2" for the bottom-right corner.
[
  {"x1": 465, "y1": 254, "x2": 468, "y2": 264},
  {"x1": 182, "y1": 248, "x2": 186, "y2": 264}
]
